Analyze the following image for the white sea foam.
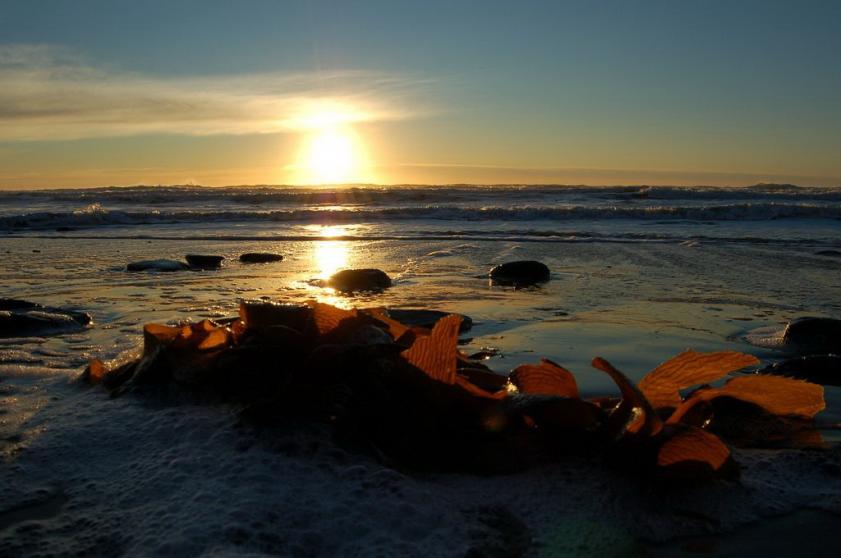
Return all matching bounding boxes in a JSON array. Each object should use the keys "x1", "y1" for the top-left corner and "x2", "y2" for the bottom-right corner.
[
  {"x1": 1, "y1": 368, "x2": 839, "y2": 556},
  {"x1": 3, "y1": 184, "x2": 841, "y2": 233}
]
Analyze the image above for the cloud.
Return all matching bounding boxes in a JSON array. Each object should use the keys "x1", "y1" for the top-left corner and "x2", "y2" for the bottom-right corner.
[{"x1": 0, "y1": 44, "x2": 426, "y2": 141}]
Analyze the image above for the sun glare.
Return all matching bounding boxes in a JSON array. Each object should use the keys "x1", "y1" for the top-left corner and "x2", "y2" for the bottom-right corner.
[
  {"x1": 314, "y1": 225, "x2": 350, "y2": 279},
  {"x1": 305, "y1": 128, "x2": 358, "y2": 184},
  {"x1": 290, "y1": 106, "x2": 372, "y2": 185}
]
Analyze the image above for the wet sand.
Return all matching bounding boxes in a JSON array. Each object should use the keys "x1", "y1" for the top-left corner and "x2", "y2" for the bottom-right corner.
[{"x1": 2, "y1": 230, "x2": 841, "y2": 556}]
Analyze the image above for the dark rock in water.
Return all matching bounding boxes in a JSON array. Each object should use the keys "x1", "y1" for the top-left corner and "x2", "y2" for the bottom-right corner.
[
  {"x1": 761, "y1": 355, "x2": 841, "y2": 387},
  {"x1": 0, "y1": 298, "x2": 92, "y2": 338},
  {"x1": 782, "y1": 317, "x2": 841, "y2": 355},
  {"x1": 0, "y1": 299, "x2": 38, "y2": 311},
  {"x1": 386, "y1": 308, "x2": 473, "y2": 332},
  {"x1": 328, "y1": 269, "x2": 392, "y2": 293},
  {"x1": 239, "y1": 252, "x2": 284, "y2": 263},
  {"x1": 126, "y1": 259, "x2": 189, "y2": 272},
  {"x1": 815, "y1": 250, "x2": 841, "y2": 257},
  {"x1": 185, "y1": 254, "x2": 224, "y2": 269},
  {"x1": 489, "y1": 260, "x2": 550, "y2": 286}
]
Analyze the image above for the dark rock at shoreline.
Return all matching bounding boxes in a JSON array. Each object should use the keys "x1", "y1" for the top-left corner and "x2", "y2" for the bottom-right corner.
[
  {"x1": 0, "y1": 298, "x2": 92, "y2": 337},
  {"x1": 815, "y1": 250, "x2": 841, "y2": 257},
  {"x1": 186, "y1": 254, "x2": 224, "y2": 269},
  {"x1": 782, "y1": 317, "x2": 841, "y2": 355},
  {"x1": 328, "y1": 269, "x2": 392, "y2": 293},
  {"x1": 489, "y1": 260, "x2": 550, "y2": 286},
  {"x1": 126, "y1": 259, "x2": 190, "y2": 272},
  {"x1": 239, "y1": 252, "x2": 284, "y2": 263},
  {"x1": 761, "y1": 355, "x2": 841, "y2": 386},
  {"x1": 387, "y1": 308, "x2": 473, "y2": 332}
]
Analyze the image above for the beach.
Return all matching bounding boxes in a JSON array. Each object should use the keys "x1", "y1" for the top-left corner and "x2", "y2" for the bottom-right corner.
[{"x1": 2, "y1": 184, "x2": 841, "y2": 556}]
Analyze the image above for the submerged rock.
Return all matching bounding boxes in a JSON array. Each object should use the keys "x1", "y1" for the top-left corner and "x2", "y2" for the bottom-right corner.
[
  {"x1": 761, "y1": 355, "x2": 841, "y2": 386},
  {"x1": 126, "y1": 259, "x2": 189, "y2": 272},
  {"x1": 815, "y1": 250, "x2": 841, "y2": 257},
  {"x1": 239, "y1": 252, "x2": 284, "y2": 263},
  {"x1": 489, "y1": 261, "x2": 550, "y2": 286},
  {"x1": 185, "y1": 254, "x2": 224, "y2": 269},
  {"x1": 783, "y1": 317, "x2": 841, "y2": 355},
  {"x1": 745, "y1": 316, "x2": 841, "y2": 355},
  {"x1": 328, "y1": 269, "x2": 392, "y2": 293},
  {"x1": 0, "y1": 298, "x2": 92, "y2": 337},
  {"x1": 386, "y1": 308, "x2": 473, "y2": 332}
]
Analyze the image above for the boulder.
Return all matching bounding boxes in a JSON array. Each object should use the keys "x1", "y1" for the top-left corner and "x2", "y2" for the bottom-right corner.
[
  {"x1": 0, "y1": 299, "x2": 92, "y2": 337},
  {"x1": 126, "y1": 259, "x2": 189, "y2": 272},
  {"x1": 782, "y1": 317, "x2": 841, "y2": 355},
  {"x1": 328, "y1": 269, "x2": 392, "y2": 293},
  {"x1": 815, "y1": 250, "x2": 841, "y2": 257},
  {"x1": 185, "y1": 255, "x2": 224, "y2": 269},
  {"x1": 489, "y1": 260, "x2": 550, "y2": 286},
  {"x1": 239, "y1": 252, "x2": 284, "y2": 263}
]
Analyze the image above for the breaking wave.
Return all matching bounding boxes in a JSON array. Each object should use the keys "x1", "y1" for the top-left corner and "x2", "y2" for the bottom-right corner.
[{"x1": 2, "y1": 202, "x2": 841, "y2": 231}]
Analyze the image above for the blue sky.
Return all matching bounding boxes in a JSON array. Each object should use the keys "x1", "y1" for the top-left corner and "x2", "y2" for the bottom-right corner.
[{"x1": 1, "y1": 0, "x2": 839, "y2": 187}]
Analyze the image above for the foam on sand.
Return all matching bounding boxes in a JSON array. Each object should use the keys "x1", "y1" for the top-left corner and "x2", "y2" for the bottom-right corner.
[{"x1": 1, "y1": 365, "x2": 840, "y2": 556}]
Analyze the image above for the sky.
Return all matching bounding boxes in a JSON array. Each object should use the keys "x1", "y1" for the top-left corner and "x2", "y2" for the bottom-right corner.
[{"x1": 0, "y1": 0, "x2": 840, "y2": 188}]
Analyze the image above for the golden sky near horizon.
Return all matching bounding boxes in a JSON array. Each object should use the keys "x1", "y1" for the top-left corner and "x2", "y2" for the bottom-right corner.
[{"x1": 1, "y1": 2, "x2": 840, "y2": 189}]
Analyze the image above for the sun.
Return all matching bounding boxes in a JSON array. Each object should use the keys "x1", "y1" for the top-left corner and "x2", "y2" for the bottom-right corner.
[
  {"x1": 305, "y1": 128, "x2": 358, "y2": 184},
  {"x1": 292, "y1": 118, "x2": 372, "y2": 185}
]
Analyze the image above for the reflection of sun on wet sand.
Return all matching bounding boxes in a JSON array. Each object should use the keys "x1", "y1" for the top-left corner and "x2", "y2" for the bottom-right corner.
[{"x1": 314, "y1": 227, "x2": 350, "y2": 279}]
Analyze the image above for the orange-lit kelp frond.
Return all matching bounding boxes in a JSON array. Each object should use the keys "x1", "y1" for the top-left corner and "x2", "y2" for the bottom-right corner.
[{"x1": 81, "y1": 299, "x2": 826, "y2": 480}]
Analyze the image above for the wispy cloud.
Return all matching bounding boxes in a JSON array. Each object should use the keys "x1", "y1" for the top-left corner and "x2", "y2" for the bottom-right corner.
[{"x1": 0, "y1": 44, "x2": 427, "y2": 141}]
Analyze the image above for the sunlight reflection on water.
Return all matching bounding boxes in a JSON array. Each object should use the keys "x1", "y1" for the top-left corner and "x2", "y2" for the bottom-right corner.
[{"x1": 302, "y1": 225, "x2": 353, "y2": 307}]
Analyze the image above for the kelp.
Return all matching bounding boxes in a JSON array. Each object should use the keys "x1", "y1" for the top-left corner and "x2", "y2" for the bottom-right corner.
[{"x1": 82, "y1": 299, "x2": 827, "y2": 480}]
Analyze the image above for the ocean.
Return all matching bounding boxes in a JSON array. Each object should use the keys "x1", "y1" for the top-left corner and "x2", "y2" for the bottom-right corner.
[{"x1": 2, "y1": 184, "x2": 841, "y2": 555}]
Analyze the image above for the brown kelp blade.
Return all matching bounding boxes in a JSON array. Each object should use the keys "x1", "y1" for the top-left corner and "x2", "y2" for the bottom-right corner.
[
  {"x1": 592, "y1": 357, "x2": 662, "y2": 437},
  {"x1": 197, "y1": 327, "x2": 231, "y2": 351},
  {"x1": 402, "y1": 314, "x2": 462, "y2": 384},
  {"x1": 656, "y1": 425, "x2": 736, "y2": 479},
  {"x1": 669, "y1": 374, "x2": 825, "y2": 424},
  {"x1": 85, "y1": 359, "x2": 106, "y2": 383},
  {"x1": 144, "y1": 323, "x2": 181, "y2": 351},
  {"x1": 146, "y1": 320, "x2": 231, "y2": 353},
  {"x1": 638, "y1": 350, "x2": 759, "y2": 411},
  {"x1": 509, "y1": 359, "x2": 579, "y2": 398},
  {"x1": 308, "y1": 301, "x2": 358, "y2": 336}
]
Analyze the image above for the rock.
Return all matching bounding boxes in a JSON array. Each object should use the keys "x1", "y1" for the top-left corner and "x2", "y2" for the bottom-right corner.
[
  {"x1": 761, "y1": 355, "x2": 841, "y2": 386},
  {"x1": 239, "y1": 252, "x2": 284, "y2": 263},
  {"x1": 386, "y1": 309, "x2": 473, "y2": 332},
  {"x1": 0, "y1": 299, "x2": 92, "y2": 337},
  {"x1": 328, "y1": 269, "x2": 392, "y2": 293},
  {"x1": 782, "y1": 317, "x2": 841, "y2": 355},
  {"x1": 815, "y1": 250, "x2": 841, "y2": 257},
  {"x1": 489, "y1": 260, "x2": 550, "y2": 286},
  {"x1": 126, "y1": 259, "x2": 189, "y2": 272},
  {"x1": 185, "y1": 254, "x2": 224, "y2": 269}
]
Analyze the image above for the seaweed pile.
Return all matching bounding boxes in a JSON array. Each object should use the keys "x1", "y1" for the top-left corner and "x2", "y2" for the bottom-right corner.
[{"x1": 82, "y1": 300, "x2": 826, "y2": 480}]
